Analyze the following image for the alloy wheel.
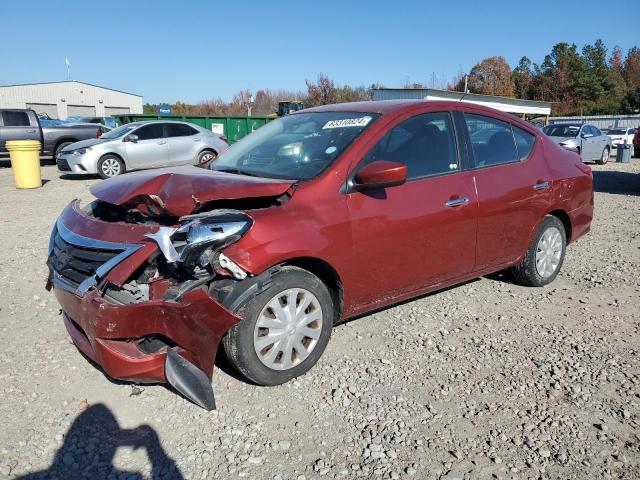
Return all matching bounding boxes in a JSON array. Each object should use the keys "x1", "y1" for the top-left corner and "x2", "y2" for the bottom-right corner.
[{"x1": 101, "y1": 158, "x2": 121, "y2": 177}]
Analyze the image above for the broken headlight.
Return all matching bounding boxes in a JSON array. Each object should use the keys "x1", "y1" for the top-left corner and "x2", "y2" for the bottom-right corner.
[{"x1": 146, "y1": 212, "x2": 252, "y2": 271}]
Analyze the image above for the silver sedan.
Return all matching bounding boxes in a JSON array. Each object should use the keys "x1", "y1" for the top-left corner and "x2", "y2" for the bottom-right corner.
[
  {"x1": 56, "y1": 121, "x2": 229, "y2": 178},
  {"x1": 542, "y1": 123, "x2": 613, "y2": 164}
]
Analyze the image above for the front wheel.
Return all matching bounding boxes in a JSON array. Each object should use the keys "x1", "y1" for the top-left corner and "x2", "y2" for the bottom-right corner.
[
  {"x1": 596, "y1": 146, "x2": 610, "y2": 165},
  {"x1": 510, "y1": 215, "x2": 566, "y2": 287},
  {"x1": 98, "y1": 155, "x2": 125, "y2": 179},
  {"x1": 222, "y1": 267, "x2": 333, "y2": 386}
]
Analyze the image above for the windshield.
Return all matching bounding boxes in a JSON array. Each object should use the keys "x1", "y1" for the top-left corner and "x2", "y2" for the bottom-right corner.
[
  {"x1": 212, "y1": 112, "x2": 379, "y2": 180},
  {"x1": 100, "y1": 124, "x2": 137, "y2": 139},
  {"x1": 542, "y1": 124, "x2": 581, "y2": 137}
]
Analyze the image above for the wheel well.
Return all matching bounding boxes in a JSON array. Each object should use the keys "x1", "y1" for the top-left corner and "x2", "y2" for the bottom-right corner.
[
  {"x1": 100, "y1": 152, "x2": 125, "y2": 166},
  {"x1": 54, "y1": 138, "x2": 78, "y2": 153},
  {"x1": 548, "y1": 209, "x2": 572, "y2": 242},
  {"x1": 281, "y1": 257, "x2": 343, "y2": 322}
]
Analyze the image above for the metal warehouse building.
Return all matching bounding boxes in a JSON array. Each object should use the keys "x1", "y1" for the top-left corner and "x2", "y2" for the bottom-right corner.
[
  {"x1": 0, "y1": 81, "x2": 143, "y2": 119},
  {"x1": 372, "y1": 88, "x2": 551, "y2": 118}
]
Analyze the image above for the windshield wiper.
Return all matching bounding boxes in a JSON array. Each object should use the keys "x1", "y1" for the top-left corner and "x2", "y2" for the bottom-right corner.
[{"x1": 214, "y1": 168, "x2": 261, "y2": 177}]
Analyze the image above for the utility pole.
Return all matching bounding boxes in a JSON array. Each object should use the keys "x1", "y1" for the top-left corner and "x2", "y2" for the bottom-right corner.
[{"x1": 463, "y1": 75, "x2": 468, "y2": 93}]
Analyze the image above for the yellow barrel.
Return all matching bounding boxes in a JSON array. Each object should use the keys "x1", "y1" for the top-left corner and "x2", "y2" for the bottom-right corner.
[{"x1": 6, "y1": 140, "x2": 42, "y2": 189}]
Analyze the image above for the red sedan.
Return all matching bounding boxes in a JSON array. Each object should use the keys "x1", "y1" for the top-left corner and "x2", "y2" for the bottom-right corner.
[{"x1": 46, "y1": 100, "x2": 593, "y2": 409}]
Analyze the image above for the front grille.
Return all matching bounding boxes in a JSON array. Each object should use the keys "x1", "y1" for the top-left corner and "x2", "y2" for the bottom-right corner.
[
  {"x1": 57, "y1": 158, "x2": 71, "y2": 171},
  {"x1": 49, "y1": 231, "x2": 123, "y2": 287}
]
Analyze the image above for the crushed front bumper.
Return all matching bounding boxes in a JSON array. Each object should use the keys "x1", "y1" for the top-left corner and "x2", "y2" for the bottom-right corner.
[{"x1": 47, "y1": 200, "x2": 241, "y2": 409}]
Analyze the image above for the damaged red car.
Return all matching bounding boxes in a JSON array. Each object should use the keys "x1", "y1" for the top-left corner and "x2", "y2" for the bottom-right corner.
[{"x1": 46, "y1": 101, "x2": 593, "y2": 409}]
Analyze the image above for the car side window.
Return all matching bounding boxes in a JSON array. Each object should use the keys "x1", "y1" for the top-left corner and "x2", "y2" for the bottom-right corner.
[
  {"x1": 134, "y1": 123, "x2": 164, "y2": 140},
  {"x1": 512, "y1": 126, "x2": 536, "y2": 161},
  {"x1": 592, "y1": 126, "x2": 602, "y2": 136},
  {"x1": 166, "y1": 123, "x2": 198, "y2": 137},
  {"x1": 464, "y1": 114, "x2": 518, "y2": 167},
  {"x1": 2, "y1": 111, "x2": 31, "y2": 127},
  {"x1": 360, "y1": 111, "x2": 459, "y2": 180}
]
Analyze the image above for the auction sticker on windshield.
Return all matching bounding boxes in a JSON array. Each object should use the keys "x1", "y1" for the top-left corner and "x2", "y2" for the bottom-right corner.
[{"x1": 323, "y1": 116, "x2": 372, "y2": 129}]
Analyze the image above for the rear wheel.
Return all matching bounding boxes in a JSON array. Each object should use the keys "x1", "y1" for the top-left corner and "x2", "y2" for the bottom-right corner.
[
  {"x1": 196, "y1": 149, "x2": 216, "y2": 168},
  {"x1": 596, "y1": 146, "x2": 610, "y2": 165},
  {"x1": 98, "y1": 155, "x2": 125, "y2": 179},
  {"x1": 223, "y1": 267, "x2": 333, "y2": 386},
  {"x1": 55, "y1": 141, "x2": 73, "y2": 158},
  {"x1": 510, "y1": 215, "x2": 566, "y2": 287}
]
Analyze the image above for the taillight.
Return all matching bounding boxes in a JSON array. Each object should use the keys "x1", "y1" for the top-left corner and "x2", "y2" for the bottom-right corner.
[
  {"x1": 220, "y1": 136, "x2": 228, "y2": 144},
  {"x1": 576, "y1": 161, "x2": 592, "y2": 176}
]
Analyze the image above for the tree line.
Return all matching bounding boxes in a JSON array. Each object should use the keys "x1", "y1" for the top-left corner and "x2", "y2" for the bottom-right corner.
[{"x1": 144, "y1": 39, "x2": 640, "y2": 117}]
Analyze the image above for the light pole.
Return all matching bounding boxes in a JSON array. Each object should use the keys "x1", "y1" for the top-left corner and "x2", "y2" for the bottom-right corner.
[{"x1": 247, "y1": 94, "x2": 254, "y2": 116}]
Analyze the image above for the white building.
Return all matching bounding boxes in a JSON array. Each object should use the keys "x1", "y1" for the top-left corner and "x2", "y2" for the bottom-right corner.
[
  {"x1": 0, "y1": 81, "x2": 143, "y2": 119},
  {"x1": 372, "y1": 88, "x2": 551, "y2": 118}
]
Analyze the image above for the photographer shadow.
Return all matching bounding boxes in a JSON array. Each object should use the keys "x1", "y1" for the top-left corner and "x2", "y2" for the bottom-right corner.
[{"x1": 17, "y1": 403, "x2": 183, "y2": 480}]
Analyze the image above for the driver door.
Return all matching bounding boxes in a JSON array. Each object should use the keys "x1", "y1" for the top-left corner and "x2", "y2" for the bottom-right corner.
[
  {"x1": 125, "y1": 123, "x2": 169, "y2": 169},
  {"x1": 580, "y1": 125, "x2": 598, "y2": 160},
  {"x1": 346, "y1": 110, "x2": 478, "y2": 308}
]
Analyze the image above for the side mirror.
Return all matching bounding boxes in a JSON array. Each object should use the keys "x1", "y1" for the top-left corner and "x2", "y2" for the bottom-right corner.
[
  {"x1": 581, "y1": 132, "x2": 593, "y2": 139},
  {"x1": 126, "y1": 134, "x2": 139, "y2": 143},
  {"x1": 354, "y1": 160, "x2": 407, "y2": 190}
]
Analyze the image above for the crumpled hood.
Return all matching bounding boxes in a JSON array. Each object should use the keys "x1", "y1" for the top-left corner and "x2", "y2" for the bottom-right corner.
[{"x1": 90, "y1": 166, "x2": 294, "y2": 217}]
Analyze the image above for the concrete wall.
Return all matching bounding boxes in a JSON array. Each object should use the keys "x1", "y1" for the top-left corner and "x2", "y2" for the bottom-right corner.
[{"x1": 0, "y1": 81, "x2": 143, "y2": 119}]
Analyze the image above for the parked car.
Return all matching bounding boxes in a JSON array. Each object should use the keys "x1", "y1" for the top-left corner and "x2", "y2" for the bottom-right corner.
[
  {"x1": 0, "y1": 109, "x2": 110, "y2": 159},
  {"x1": 46, "y1": 100, "x2": 594, "y2": 409},
  {"x1": 606, "y1": 127, "x2": 636, "y2": 149},
  {"x1": 542, "y1": 123, "x2": 612, "y2": 164},
  {"x1": 56, "y1": 121, "x2": 228, "y2": 178}
]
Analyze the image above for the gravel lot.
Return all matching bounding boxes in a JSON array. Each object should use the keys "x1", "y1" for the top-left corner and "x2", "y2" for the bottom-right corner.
[{"x1": 0, "y1": 160, "x2": 638, "y2": 480}]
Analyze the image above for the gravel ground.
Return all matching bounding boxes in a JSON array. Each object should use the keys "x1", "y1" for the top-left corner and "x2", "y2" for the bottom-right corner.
[{"x1": 0, "y1": 160, "x2": 638, "y2": 480}]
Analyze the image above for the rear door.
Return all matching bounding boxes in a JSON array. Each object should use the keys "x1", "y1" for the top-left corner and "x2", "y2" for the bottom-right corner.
[
  {"x1": 347, "y1": 110, "x2": 478, "y2": 307},
  {"x1": 124, "y1": 123, "x2": 168, "y2": 169},
  {"x1": 165, "y1": 123, "x2": 201, "y2": 165},
  {"x1": 0, "y1": 110, "x2": 41, "y2": 154},
  {"x1": 461, "y1": 109, "x2": 552, "y2": 271}
]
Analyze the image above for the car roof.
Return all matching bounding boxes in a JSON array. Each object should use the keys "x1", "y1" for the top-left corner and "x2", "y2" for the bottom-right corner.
[
  {"x1": 305, "y1": 99, "x2": 543, "y2": 115},
  {"x1": 127, "y1": 120, "x2": 206, "y2": 129}
]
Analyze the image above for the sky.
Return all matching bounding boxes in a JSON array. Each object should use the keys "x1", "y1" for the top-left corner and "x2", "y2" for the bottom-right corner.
[{"x1": 2, "y1": 0, "x2": 639, "y2": 104}]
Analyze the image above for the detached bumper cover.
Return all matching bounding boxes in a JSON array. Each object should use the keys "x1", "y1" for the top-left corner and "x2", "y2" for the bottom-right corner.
[
  {"x1": 55, "y1": 286, "x2": 239, "y2": 382},
  {"x1": 48, "y1": 200, "x2": 242, "y2": 408}
]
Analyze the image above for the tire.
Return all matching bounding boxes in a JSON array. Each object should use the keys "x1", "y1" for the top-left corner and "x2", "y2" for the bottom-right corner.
[
  {"x1": 196, "y1": 149, "x2": 217, "y2": 168},
  {"x1": 596, "y1": 146, "x2": 610, "y2": 165},
  {"x1": 222, "y1": 266, "x2": 333, "y2": 386},
  {"x1": 510, "y1": 215, "x2": 566, "y2": 287},
  {"x1": 55, "y1": 141, "x2": 74, "y2": 158},
  {"x1": 98, "y1": 155, "x2": 125, "y2": 179}
]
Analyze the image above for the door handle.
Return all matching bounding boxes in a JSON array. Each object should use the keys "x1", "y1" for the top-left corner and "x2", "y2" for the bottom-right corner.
[
  {"x1": 533, "y1": 181, "x2": 550, "y2": 191},
  {"x1": 445, "y1": 197, "x2": 469, "y2": 207},
  {"x1": 157, "y1": 140, "x2": 167, "y2": 145},
  {"x1": 26, "y1": 129, "x2": 36, "y2": 133}
]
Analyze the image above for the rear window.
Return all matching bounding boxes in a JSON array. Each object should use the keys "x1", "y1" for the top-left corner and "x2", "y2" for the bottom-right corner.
[
  {"x1": 513, "y1": 126, "x2": 535, "y2": 160},
  {"x1": 166, "y1": 123, "x2": 198, "y2": 137},
  {"x1": 2, "y1": 111, "x2": 31, "y2": 127}
]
